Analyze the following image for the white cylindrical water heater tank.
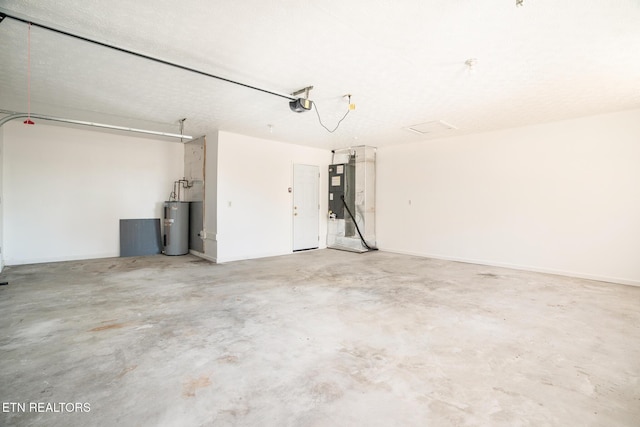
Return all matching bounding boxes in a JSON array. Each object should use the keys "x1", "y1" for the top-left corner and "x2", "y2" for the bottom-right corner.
[{"x1": 163, "y1": 201, "x2": 189, "y2": 255}]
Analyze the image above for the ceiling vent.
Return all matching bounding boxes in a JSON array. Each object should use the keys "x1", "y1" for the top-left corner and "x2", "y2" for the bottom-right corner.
[{"x1": 405, "y1": 120, "x2": 458, "y2": 135}]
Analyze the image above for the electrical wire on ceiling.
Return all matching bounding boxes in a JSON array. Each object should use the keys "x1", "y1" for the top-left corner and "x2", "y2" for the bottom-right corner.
[
  {"x1": 292, "y1": 88, "x2": 355, "y2": 133},
  {"x1": 313, "y1": 102, "x2": 351, "y2": 133}
]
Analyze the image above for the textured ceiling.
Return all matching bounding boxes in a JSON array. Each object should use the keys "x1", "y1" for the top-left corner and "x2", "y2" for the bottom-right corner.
[{"x1": 1, "y1": 0, "x2": 639, "y2": 148}]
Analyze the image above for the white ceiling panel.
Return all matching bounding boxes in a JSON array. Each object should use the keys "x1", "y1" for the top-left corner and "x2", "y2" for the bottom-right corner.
[{"x1": 1, "y1": 0, "x2": 639, "y2": 148}]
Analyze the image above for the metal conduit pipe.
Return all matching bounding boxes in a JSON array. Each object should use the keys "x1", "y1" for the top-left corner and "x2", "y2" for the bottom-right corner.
[{"x1": 0, "y1": 113, "x2": 193, "y2": 140}]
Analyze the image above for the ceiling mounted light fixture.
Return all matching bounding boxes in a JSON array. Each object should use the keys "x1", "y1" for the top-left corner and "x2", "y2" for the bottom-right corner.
[
  {"x1": 516, "y1": 0, "x2": 524, "y2": 7},
  {"x1": 465, "y1": 58, "x2": 478, "y2": 73}
]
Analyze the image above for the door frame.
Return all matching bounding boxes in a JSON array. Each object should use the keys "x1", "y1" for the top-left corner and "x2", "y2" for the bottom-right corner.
[{"x1": 292, "y1": 163, "x2": 320, "y2": 252}]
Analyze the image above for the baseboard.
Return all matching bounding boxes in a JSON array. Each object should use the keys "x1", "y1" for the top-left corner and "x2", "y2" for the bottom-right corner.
[
  {"x1": 190, "y1": 250, "x2": 217, "y2": 263},
  {"x1": 217, "y1": 250, "x2": 295, "y2": 264},
  {"x1": 379, "y1": 247, "x2": 640, "y2": 287},
  {"x1": 5, "y1": 252, "x2": 119, "y2": 266}
]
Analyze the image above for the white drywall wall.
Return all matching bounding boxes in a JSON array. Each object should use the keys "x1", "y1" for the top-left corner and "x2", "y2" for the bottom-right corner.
[
  {"x1": 3, "y1": 122, "x2": 184, "y2": 264},
  {"x1": 377, "y1": 109, "x2": 640, "y2": 286},
  {"x1": 203, "y1": 133, "x2": 218, "y2": 262},
  {"x1": 216, "y1": 131, "x2": 332, "y2": 263}
]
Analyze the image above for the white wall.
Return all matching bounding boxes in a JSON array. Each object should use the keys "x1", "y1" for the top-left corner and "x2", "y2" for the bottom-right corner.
[
  {"x1": 3, "y1": 122, "x2": 184, "y2": 264},
  {"x1": 215, "y1": 131, "x2": 332, "y2": 263},
  {"x1": 203, "y1": 133, "x2": 218, "y2": 261},
  {"x1": 378, "y1": 109, "x2": 640, "y2": 286}
]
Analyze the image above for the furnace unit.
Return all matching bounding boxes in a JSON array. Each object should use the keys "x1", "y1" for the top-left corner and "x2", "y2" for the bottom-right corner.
[{"x1": 327, "y1": 146, "x2": 376, "y2": 252}]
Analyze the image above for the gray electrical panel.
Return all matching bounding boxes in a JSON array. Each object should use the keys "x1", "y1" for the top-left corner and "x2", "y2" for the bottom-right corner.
[
  {"x1": 163, "y1": 201, "x2": 189, "y2": 255},
  {"x1": 328, "y1": 162, "x2": 355, "y2": 220},
  {"x1": 328, "y1": 163, "x2": 346, "y2": 219}
]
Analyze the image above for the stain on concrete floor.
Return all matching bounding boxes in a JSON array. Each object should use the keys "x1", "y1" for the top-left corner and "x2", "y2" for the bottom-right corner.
[{"x1": 182, "y1": 374, "x2": 212, "y2": 398}]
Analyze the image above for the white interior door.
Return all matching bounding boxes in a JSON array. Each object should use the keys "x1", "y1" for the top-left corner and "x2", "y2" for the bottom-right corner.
[{"x1": 293, "y1": 164, "x2": 320, "y2": 251}]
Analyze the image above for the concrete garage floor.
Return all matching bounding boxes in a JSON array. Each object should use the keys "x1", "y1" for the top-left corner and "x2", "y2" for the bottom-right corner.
[{"x1": 0, "y1": 250, "x2": 639, "y2": 427}]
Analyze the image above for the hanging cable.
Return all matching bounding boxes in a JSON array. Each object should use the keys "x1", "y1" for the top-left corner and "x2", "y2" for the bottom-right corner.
[
  {"x1": 313, "y1": 102, "x2": 350, "y2": 133},
  {"x1": 340, "y1": 195, "x2": 378, "y2": 251},
  {"x1": 313, "y1": 94, "x2": 354, "y2": 133}
]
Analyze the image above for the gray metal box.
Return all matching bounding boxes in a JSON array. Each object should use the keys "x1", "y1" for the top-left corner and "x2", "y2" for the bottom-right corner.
[{"x1": 120, "y1": 218, "x2": 162, "y2": 257}]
